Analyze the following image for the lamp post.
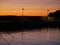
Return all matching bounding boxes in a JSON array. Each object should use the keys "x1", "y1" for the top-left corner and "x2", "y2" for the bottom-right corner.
[
  {"x1": 47, "y1": 9, "x2": 49, "y2": 15},
  {"x1": 47, "y1": 9, "x2": 49, "y2": 41},
  {"x1": 22, "y1": 8, "x2": 24, "y2": 41},
  {"x1": 22, "y1": 8, "x2": 24, "y2": 16}
]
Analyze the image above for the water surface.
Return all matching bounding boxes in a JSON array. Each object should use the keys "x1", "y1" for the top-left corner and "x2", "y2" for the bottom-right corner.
[{"x1": 0, "y1": 28, "x2": 60, "y2": 45}]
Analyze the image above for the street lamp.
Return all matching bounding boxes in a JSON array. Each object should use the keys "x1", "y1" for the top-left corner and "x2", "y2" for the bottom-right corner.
[
  {"x1": 22, "y1": 8, "x2": 24, "y2": 41},
  {"x1": 47, "y1": 9, "x2": 49, "y2": 15},
  {"x1": 22, "y1": 8, "x2": 24, "y2": 16},
  {"x1": 47, "y1": 9, "x2": 50, "y2": 41}
]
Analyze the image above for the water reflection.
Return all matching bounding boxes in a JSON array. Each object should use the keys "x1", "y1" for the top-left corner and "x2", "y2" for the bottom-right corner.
[{"x1": 0, "y1": 28, "x2": 60, "y2": 45}]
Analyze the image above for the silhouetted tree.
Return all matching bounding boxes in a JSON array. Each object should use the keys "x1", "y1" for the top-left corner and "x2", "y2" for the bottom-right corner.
[{"x1": 48, "y1": 10, "x2": 60, "y2": 20}]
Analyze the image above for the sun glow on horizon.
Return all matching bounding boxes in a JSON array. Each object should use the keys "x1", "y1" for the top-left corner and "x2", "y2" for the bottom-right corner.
[{"x1": 0, "y1": 0, "x2": 60, "y2": 16}]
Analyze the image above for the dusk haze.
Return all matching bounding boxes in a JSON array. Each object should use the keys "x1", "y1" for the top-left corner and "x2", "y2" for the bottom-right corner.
[
  {"x1": 0, "y1": 0, "x2": 60, "y2": 45},
  {"x1": 0, "y1": 0, "x2": 60, "y2": 16}
]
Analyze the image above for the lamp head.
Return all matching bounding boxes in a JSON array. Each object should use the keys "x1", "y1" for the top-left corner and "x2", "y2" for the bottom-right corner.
[{"x1": 22, "y1": 8, "x2": 24, "y2": 10}]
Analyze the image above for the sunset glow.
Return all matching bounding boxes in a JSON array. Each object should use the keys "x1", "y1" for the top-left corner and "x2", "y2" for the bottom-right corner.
[{"x1": 0, "y1": 0, "x2": 60, "y2": 16}]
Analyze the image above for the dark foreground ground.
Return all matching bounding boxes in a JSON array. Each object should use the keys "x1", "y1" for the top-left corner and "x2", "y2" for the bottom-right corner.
[{"x1": 0, "y1": 16, "x2": 60, "y2": 32}]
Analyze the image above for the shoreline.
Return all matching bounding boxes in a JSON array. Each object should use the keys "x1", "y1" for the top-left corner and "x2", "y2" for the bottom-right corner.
[{"x1": 0, "y1": 16, "x2": 60, "y2": 32}]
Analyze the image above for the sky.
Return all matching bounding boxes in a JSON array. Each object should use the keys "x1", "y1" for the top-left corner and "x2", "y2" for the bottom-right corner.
[{"x1": 0, "y1": 0, "x2": 60, "y2": 16}]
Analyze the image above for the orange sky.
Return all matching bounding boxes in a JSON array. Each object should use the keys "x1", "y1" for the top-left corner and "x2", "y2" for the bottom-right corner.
[{"x1": 0, "y1": 0, "x2": 60, "y2": 16}]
